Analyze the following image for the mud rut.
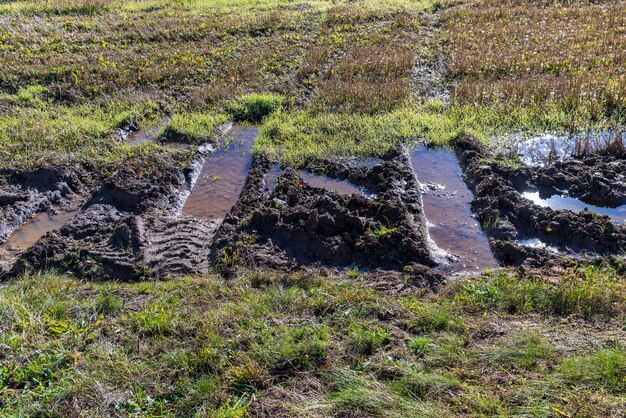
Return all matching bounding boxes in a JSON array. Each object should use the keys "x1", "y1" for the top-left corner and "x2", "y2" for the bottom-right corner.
[{"x1": 1, "y1": 122, "x2": 624, "y2": 284}]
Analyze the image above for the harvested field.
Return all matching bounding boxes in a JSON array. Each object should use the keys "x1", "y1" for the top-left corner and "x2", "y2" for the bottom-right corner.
[{"x1": 0, "y1": 0, "x2": 624, "y2": 416}]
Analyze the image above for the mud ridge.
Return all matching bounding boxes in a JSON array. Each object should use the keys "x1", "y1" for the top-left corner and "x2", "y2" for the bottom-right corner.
[
  {"x1": 455, "y1": 133, "x2": 626, "y2": 267},
  {"x1": 7, "y1": 153, "x2": 217, "y2": 280},
  {"x1": 209, "y1": 147, "x2": 444, "y2": 288}
]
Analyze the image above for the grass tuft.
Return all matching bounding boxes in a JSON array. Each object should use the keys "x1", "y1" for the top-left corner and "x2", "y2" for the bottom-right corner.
[{"x1": 229, "y1": 93, "x2": 284, "y2": 123}]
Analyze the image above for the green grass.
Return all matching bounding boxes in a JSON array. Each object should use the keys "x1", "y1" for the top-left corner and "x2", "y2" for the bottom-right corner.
[
  {"x1": 454, "y1": 264, "x2": 626, "y2": 318},
  {"x1": 1, "y1": 269, "x2": 622, "y2": 416},
  {"x1": 229, "y1": 93, "x2": 284, "y2": 123},
  {"x1": 161, "y1": 112, "x2": 229, "y2": 143}
]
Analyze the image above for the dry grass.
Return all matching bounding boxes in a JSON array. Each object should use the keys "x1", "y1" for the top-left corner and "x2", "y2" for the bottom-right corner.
[
  {"x1": 0, "y1": 1, "x2": 443, "y2": 167},
  {"x1": 446, "y1": 0, "x2": 626, "y2": 122}
]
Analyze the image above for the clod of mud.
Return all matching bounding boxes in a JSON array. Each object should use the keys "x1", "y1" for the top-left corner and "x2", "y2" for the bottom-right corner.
[
  {"x1": 455, "y1": 133, "x2": 626, "y2": 267},
  {"x1": 209, "y1": 146, "x2": 444, "y2": 288}
]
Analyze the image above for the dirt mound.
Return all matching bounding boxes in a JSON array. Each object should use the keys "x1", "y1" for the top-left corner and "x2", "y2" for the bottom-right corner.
[
  {"x1": 7, "y1": 156, "x2": 218, "y2": 280},
  {"x1": 455, "y1": 133, "x2": 626, "y2": 267},
  {"x1": 210, "y1": 148, "x2": 439, "y2": 276}
]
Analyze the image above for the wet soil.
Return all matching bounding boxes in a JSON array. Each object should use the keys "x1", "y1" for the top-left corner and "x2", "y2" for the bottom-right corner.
[
  {"x1": 4, "y1": 152, "x2": 211, "y2": 280},
  {"x1": 0, "y1": 204, "x2": 84, "y2": 274},
  {"x1": 455, "y1": 133, "x2": 626, "y2": 267},
  {"x1": 209, "y1": 147, "x2": 444, "y2": 285},
  {"x1": 410, "y1": 146, "x2": 497, "y2": 273},
  {"x1": 0, "y1": 166, "x2": 93, "y2": 275},
  {"x1": 6, "y1": 126, "x2": 622, "y2": 285}
]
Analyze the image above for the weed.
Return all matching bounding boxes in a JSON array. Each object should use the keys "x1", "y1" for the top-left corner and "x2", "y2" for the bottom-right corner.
[
  {"x1": 368, "y1": 226, "x2": 399, "y2": 239},
  {"x1": 408, "y1": 336, "x2": 433, "y2": 356},
  {"x1": 95, "y1": 287, "x2": 123, "y2": 315}
]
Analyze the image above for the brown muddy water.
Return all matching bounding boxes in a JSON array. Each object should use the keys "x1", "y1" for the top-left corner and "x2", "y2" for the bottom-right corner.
[
  {"x1": 298, "y1": 171, "x2": 371, "y2": 196},
  {"x1": 0, "y1": 206, "x2": 81, "y2": 268},
  {"x1": 410, "y1": 146, "x2": 497, "y2": 273},
  {"x1": 181, "y1": 125, "x2": 257, "y2": 221},
  {"x1": 522, "y1": 191, "x2": 626, "y2": 224}
]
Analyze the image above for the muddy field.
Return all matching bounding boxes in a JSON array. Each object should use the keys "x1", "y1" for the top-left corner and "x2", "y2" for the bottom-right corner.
[{"x1": 1, "y1": 125, "x2": 624, "y2": 285}]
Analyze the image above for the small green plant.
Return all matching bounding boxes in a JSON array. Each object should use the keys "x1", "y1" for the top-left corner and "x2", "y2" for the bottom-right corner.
[
  {"x1": 346, "y1": 267, "x2": 360, "y2": 279},
  {"x1": 95, "y1": 287, "x2": 123, "y2": 315},
  {"x1": 408, "y1": 336, "x2": 432, "y2": 356},
  {"x1": 347, "y1": 322, "x2": 392, "y2": 356},
  {"x1": 131, "y1": 302, "x2": 178, "y2": 336},
  {"x1": 368, "y1": 226, "x2": 399, "y2": 239}
]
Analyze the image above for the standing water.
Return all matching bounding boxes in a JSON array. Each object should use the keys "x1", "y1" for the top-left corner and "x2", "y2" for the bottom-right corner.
[
  {"x1": 0, "y1": 206, "x2": 81, "y2": 271},
  {"x1": 297, "y1": 171, "x2": 370, "y2": 196},
  {"x1": 522, "y1": 192, "x2": 626, "y2": 224},
  {"x1": 410, "y1": 147, "x2": 497, "y2": 273},
  {"x1": 181, "y1": 126, "x2": 257, "y2": 221}
]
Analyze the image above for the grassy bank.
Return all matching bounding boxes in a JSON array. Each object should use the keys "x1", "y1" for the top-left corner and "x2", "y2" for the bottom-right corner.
[{"x1": 0, "y1": 266, "x2": 624, "y2": 416}]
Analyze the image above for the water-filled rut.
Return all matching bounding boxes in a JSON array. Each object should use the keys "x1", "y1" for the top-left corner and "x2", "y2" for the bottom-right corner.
[
  {"x1": 410, "y1": 146, "x2": 497, "y2": 273},
  {"x1": 182, "y1": 126, "x2": 257, "y2": 221}
]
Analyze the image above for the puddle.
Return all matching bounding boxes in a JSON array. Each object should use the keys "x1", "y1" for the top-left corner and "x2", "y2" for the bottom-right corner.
[
  {"x1": 349, "y1": 156, "x2": 383, "y2": 169},
  {"x1": 410, "y1": 146, "x2": 497, "y2": 273},
  {"x1": 181, "y1": 125, "x2": 257, "y2": 221},
  {"x1": 522, "y1": 191, "x2": 626, "y2": 224},
  {"x1": 118, "y1": 118, "x2": 170, "y2": 145},
  {"x1": 0, "y1": 207, "x2": 81, "y2": 270},
  {"x1": 298, "y1": 170, "x2": 370, "y2": 196},
  {"x1": 496, "y1": 129, "x2": 625, "y2": 167}
]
